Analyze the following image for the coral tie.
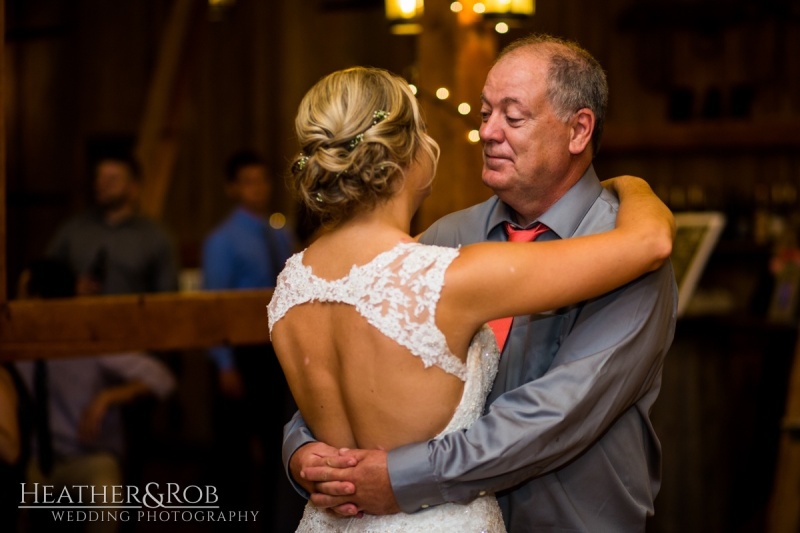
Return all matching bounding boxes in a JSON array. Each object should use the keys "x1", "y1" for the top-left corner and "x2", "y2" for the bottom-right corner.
[{"x1": 488, "y1": 222, "x2": 549, "y2": 352}]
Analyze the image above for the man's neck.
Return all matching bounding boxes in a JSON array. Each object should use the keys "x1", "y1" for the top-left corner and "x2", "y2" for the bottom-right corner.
[
  {"x1": 102, "y1": 205, "x2": 136, "y2": 226},
  {"x1": 506, "y1": 164, "x2": 590, "y2": 226},
  {"x1": 239, "y1": 205, "x2": 269, "y2": 220}
]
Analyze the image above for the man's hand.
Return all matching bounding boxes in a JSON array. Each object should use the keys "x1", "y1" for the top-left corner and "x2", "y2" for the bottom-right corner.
[
  {"x1": 79, "y1": 392, "x2": 110, "y2": 443},
  {"x1": 307, "y1": 448, "x2": 400, "y2": 516}
]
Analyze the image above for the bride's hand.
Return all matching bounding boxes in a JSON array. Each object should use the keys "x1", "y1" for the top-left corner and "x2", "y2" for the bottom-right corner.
[
  {"x1": 292, "y1": 442, "x2": 357, "y2": 495},
  {"x1": 600, "y1": 175, "x2": 640, "y2": 196}
]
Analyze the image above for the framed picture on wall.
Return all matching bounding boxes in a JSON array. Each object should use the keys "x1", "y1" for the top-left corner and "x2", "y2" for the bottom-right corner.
[{"x1": 671, "y1": 211, "x2": 726, "y2": 317}]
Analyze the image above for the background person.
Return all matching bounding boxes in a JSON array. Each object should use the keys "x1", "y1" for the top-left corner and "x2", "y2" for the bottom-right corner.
[
  {"x1": 14, "y1": 258, "x2": 176, "y2": 533},
  {"x1": 45, "y1": 153, "x2": 179, "y2": 297},
  {"x1": 201, "y1": 149, "x2": 299, "y2": 531}
]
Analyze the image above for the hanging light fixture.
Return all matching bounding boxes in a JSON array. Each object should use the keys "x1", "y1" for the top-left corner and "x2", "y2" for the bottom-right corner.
[
  {"x1": 208, "y1": 0, "x2": 236, "y2": 21},
  {"x1": 385, "y1": 0, "x2": 424, "y2": 35},
  {"x1": 482, "y1": 0, "x2": 535, "y2": 18}
]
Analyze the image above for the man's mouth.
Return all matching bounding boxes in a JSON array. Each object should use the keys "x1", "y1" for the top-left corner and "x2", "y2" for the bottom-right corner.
[{"x1": 484, "y1": 152, "x2": 511, "y2": 167}]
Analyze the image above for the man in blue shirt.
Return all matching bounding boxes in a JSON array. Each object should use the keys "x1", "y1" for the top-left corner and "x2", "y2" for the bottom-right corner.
[
  {"x1": 202, "y1": 149, "x2": 298, "y2": 530},
  {"x1": 202, "y1": 150, "x2": 294, "y2": 390}
]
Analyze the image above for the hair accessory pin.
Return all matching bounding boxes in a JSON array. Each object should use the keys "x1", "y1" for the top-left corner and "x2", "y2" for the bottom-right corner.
[
  {"x1": 372, "y1": 109, "x2": 390, "y2": 125},
  {"x1": 293, "y1": 153, "x2": 309, "y2": 173},
  {"x1": 347, "y1": 134, "x2": 364, "y2": 151},
  {"x1": 346, "y1": 109, "x2": 390, "y2": 152}
]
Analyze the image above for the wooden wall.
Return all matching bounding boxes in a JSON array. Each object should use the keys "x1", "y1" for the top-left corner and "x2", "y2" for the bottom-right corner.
[
  {"x1": 5, "y1": 1, "x2": 800, "y2": 531},
  {"x1": 5, "y1": 0, "x2": 417, "y2": 282},
  {"x1": 7, "y1": 0, "x2": 800, "y2": 277}
]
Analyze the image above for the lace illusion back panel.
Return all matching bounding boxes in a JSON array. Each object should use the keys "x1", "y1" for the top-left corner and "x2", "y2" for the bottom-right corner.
[
  {"x1": 269, "y1": 242, "x2": 467, "y2": 379},
  {"x1": 268, "y1": 242, "x2": 507, "y2": 532}
]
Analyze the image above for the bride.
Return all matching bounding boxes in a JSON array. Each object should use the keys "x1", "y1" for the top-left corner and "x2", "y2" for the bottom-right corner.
[{"x1": 267, "y1": 67, "x2": 673, "y2": 532}]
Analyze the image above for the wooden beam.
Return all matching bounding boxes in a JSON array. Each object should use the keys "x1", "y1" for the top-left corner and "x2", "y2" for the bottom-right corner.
[
  {"x1": 135, "y1": 0, "x2": 197, "y2": 219},
  {"x1": 0, "y1": 290, "x2": 274, "y2": 361}
]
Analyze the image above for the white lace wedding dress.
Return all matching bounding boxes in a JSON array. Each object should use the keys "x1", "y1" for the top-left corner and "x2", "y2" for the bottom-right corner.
[{"x1": 268, "y1": 241, "x2": 506, "y2": 533}]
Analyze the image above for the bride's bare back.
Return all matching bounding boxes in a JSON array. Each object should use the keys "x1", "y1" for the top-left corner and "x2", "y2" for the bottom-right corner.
[{"x1": 269, "y1": 241, "x2": 470, "y2": 452}]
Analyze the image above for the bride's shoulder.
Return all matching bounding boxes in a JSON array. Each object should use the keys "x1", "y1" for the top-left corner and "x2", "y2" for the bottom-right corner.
[{"x1": 388, "y1": 241, "x2": 460, "y2": 269}]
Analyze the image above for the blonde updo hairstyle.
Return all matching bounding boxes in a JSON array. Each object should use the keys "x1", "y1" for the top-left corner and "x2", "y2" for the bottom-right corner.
[{"x1": 290, "y1": 67, "x2": 439, "y2": 228}]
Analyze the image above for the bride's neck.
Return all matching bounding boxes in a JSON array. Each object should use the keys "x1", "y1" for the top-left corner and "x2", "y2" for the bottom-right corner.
[
  {"x1": 335, "y1": 194, "x2": 414, "y2": 239},
  {"x1": 306, "y1": 195, "x2": 417, "y2": 267}
]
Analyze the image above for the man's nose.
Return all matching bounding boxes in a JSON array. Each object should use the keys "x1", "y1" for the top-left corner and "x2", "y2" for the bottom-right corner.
[{"x1": 479, "y1": 116, "x2": 502, "y2": 143}]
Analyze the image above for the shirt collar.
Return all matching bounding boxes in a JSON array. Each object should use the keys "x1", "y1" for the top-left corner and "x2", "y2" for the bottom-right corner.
[
  {"x1": 231, "y1": 206, "x2": 268, "y2": 230},
  {"x1": 486, "y1": 165, "x2": 602, "y2": 240}
]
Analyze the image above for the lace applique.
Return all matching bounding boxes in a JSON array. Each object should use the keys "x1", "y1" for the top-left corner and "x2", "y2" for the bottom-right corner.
[
  {"x1": 268, "y1": 242, "x2": 467, "y2": 380},
  {"x1": 295, "y1": 494, "x2": 506, "y2": 532}
]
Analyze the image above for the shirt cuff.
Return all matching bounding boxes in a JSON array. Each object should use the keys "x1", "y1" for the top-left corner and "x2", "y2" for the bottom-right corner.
[
  {"x1": 283, "y1": 420, "x2": 316, "y2": 500},
  {"x1": 387, "y1": 440, "x2": 445, "y2": 513}
]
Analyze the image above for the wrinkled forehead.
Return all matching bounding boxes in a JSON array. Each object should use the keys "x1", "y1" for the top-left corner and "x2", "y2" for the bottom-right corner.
[{"x1": 482, "y1": 50, "x2": 549, "y2": 106}]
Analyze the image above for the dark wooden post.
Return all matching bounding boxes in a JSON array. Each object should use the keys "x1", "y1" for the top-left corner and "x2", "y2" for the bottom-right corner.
[
  {"x1": 135, "y1": 0, "x2": 197, "y2": 220},
  {"x1": 768, "y1": 332, "x2": 800, "y2": 533},
  {"x1": 0, "y1": 0, "x2": 6, "y2": 303}
]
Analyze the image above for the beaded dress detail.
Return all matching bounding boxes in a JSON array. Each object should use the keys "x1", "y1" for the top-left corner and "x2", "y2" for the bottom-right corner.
[{"x1": 268, "y1": 242, "x2": 506, "y2": 532}]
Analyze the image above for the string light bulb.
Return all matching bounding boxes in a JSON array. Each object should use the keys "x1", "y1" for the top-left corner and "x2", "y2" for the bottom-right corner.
[{"x1": 269, "y1": 213, "x2": 287, "y2": 229}]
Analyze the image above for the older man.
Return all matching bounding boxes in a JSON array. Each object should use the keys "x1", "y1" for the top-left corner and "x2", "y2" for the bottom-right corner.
[{"x1": 284, "y1": 34, "x2": 677, "y2": 532}]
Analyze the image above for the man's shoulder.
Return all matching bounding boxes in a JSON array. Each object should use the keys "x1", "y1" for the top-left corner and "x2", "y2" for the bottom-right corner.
[
  {"x1": 420, "y1": 196, "x2": 500, "y2": 246},
  {"x1": 203, "y1": 211, "x2": 255, "y2": 244},
  {"x1": 56, "y1": 211, "x2": 100, "y2": 231},
  {"x1": 128, "y1": 214, "x2": 174, "y2": 244},
  {"x1": 571, "y1": 188, "x2": 619, "y2": 236},
  {"x1": 202, "y1": 221, "x2": 232, "y2": 252},
  {"x1": 130, "y1": 213, "x2": 168, "y2": 230}
]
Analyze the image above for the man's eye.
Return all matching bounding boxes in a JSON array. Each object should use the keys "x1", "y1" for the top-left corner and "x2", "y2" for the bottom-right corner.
[{"x1": 480, "y1": 111, "x2": 490, "y2": 121}]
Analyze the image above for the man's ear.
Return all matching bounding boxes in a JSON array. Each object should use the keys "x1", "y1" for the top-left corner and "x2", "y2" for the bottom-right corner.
[{"x1": 568, "y1": 108, "x2": 594, "y2": 155}]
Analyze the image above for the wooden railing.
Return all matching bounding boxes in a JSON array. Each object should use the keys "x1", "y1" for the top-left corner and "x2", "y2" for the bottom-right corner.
[{"x1": 0, "y1": 290, "x2": 274, "y2": 361}]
